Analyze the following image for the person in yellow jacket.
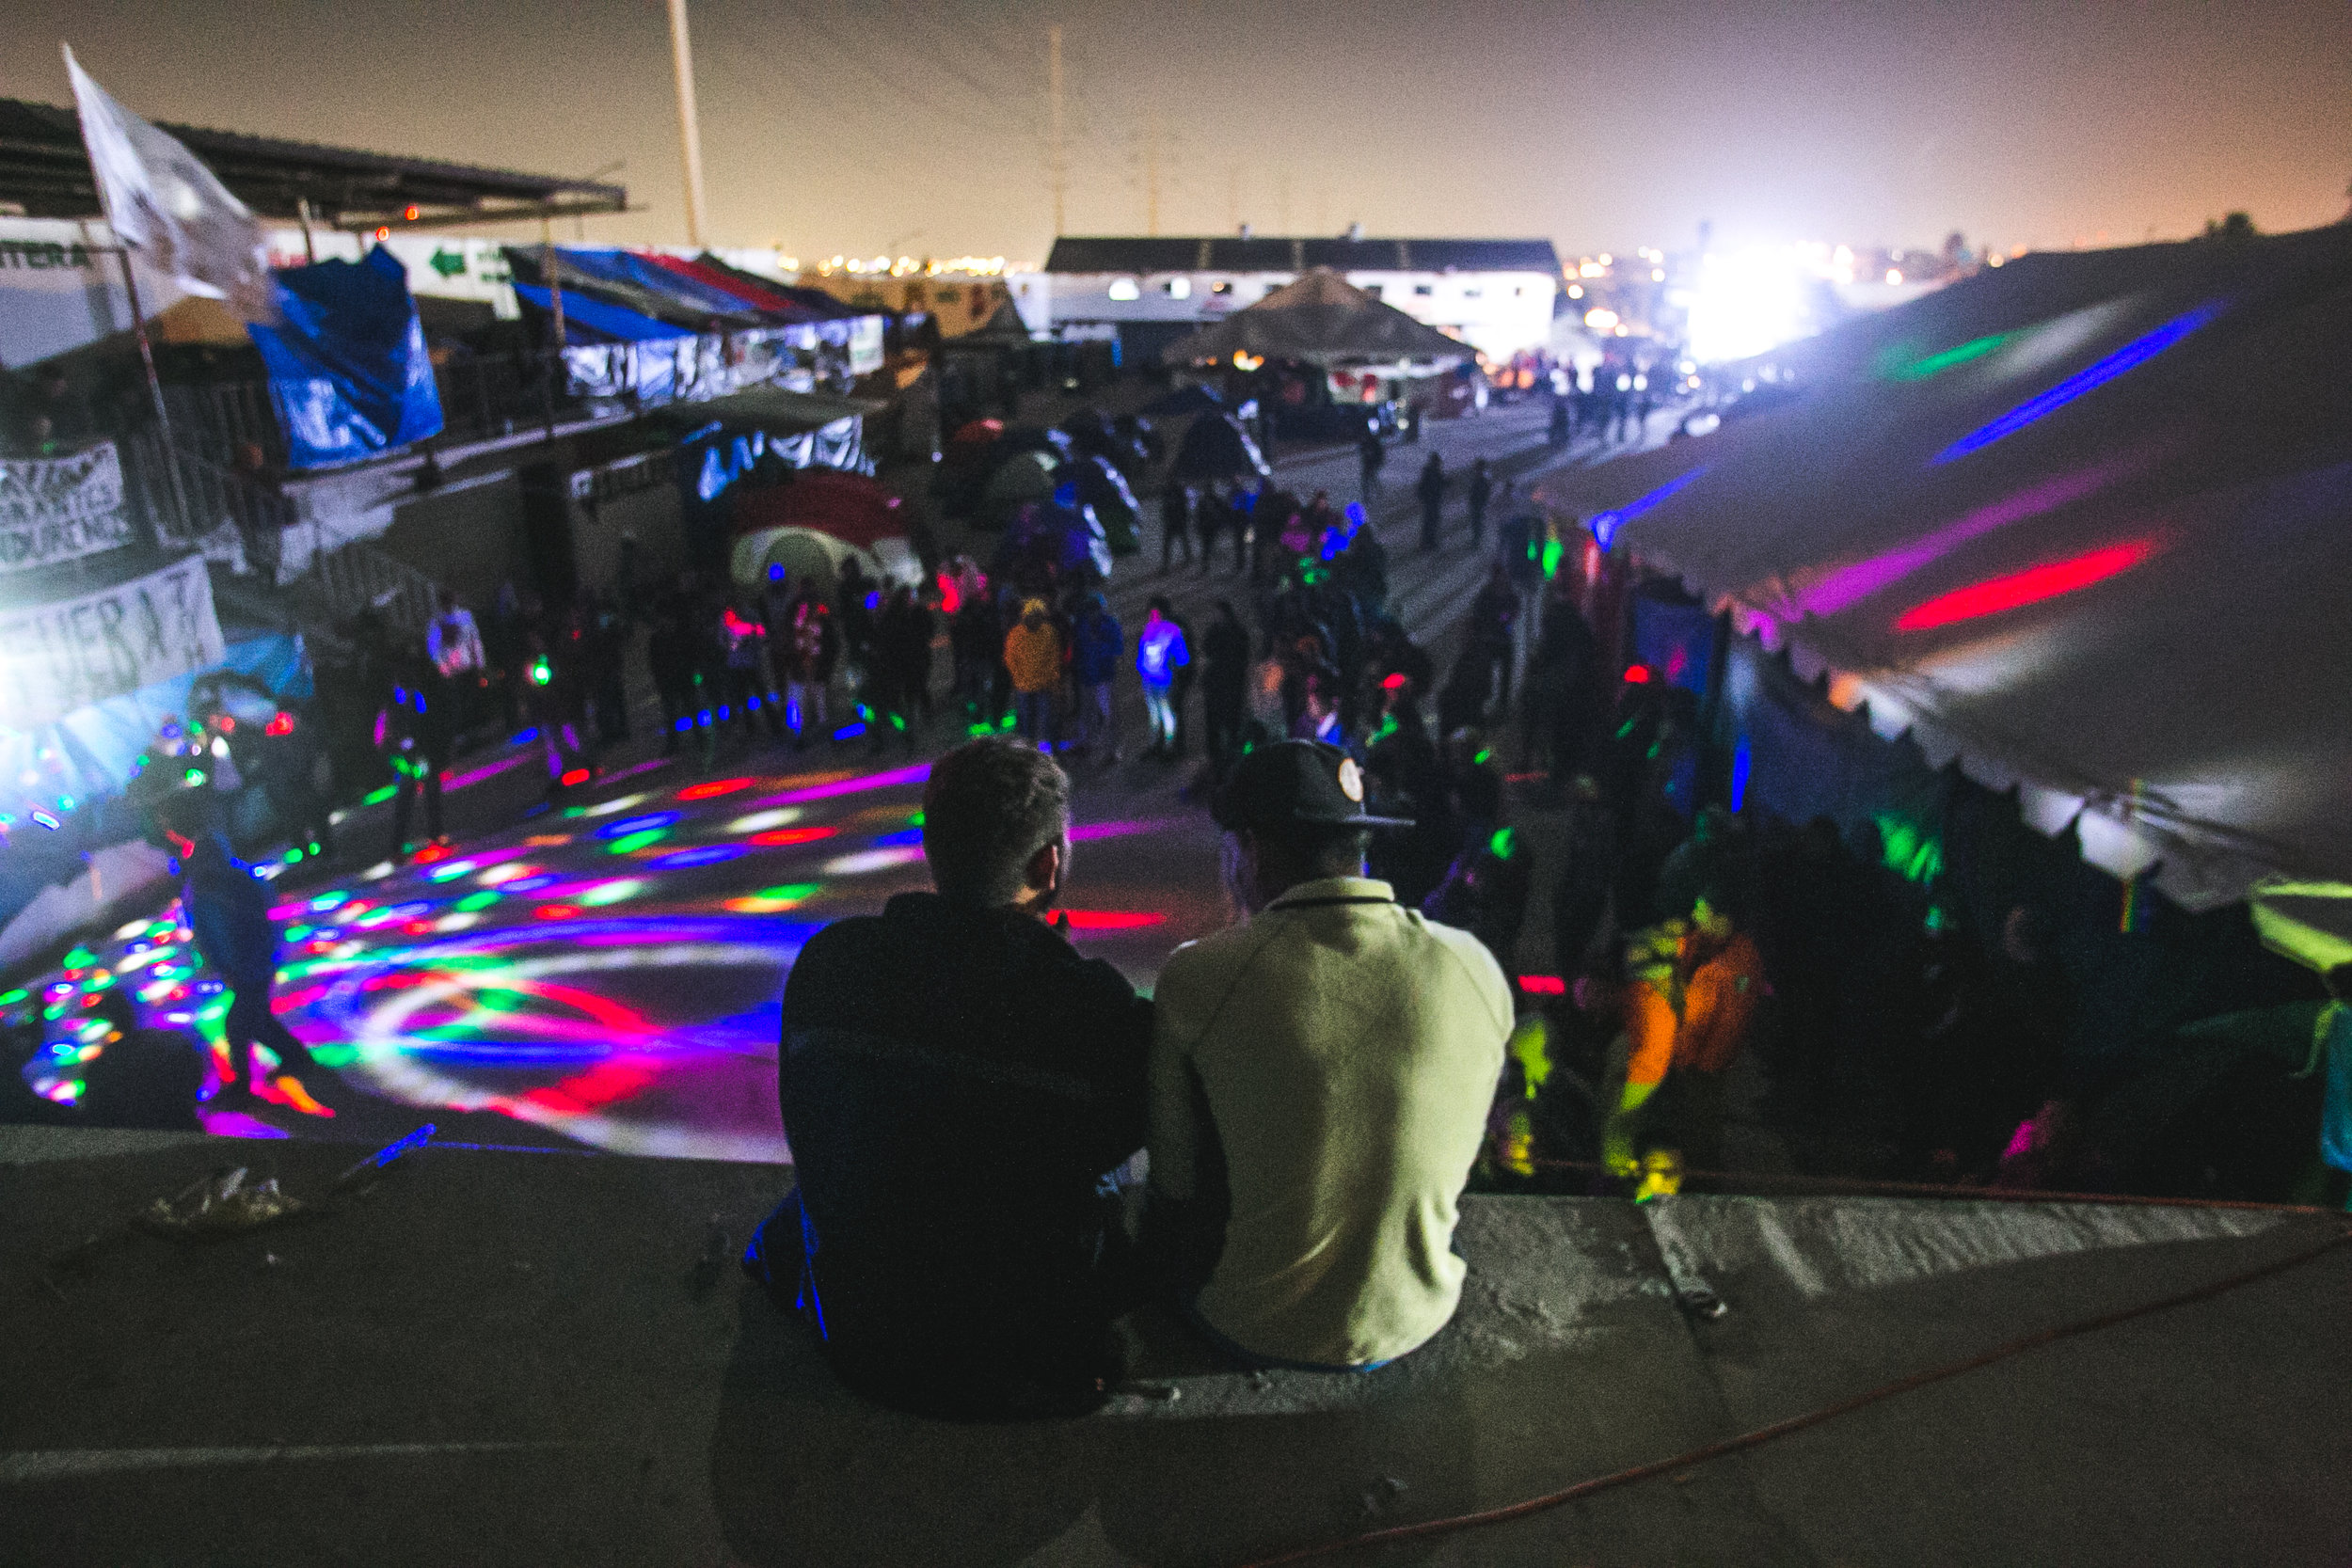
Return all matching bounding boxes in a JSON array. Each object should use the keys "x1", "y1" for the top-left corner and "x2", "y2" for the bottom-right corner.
[{"x1": 1003, "y1": 598, "x2": 1063, "y2": 750}]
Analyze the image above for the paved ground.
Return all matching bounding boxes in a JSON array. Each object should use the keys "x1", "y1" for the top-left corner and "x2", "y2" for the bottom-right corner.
[
  {"x1": 10, "y1": 398, "x2": 1645, "y2": 1159},
  {"x1": 5, "y1": 1125, "x2": 2344, "y2": 1567}
]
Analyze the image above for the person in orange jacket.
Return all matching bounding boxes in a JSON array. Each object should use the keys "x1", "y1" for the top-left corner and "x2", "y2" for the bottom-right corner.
[
  {"x1": 1604, "y1": 890, "x2": 1764, "y2": 1178},
  {"x1": 1003, "y1": 598, "x2": 1064, "y2": 750}
]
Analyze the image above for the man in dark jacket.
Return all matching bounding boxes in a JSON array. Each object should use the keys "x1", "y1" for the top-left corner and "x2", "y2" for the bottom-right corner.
[
  {"x1": 1416, "y1": 451, "x2": 1447, "y2": 552},
  {"x1": 1069, "y1": 593, "x2": 1123, "y2": 763},
  {"x1": 152, "y1": 791, "x2": 322, "y2": 1102},
  {"x1": 748, "y1": 737, "x2": 1151, "y2": 1417}
]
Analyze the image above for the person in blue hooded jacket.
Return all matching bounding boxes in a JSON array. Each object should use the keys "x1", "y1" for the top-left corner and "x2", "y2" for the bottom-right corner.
[{"x1": 1070, "y1": 594, "x2": 1123, "y2": 764}]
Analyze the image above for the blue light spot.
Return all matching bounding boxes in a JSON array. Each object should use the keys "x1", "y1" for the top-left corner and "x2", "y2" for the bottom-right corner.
[
  {"x1": 650, "y1": 845, "x2": 742, "y2": 870},
  {"x1": 870, "y1": 828, "x2": 923, "y2": 848},
  {"x1": 597, "y1": 812, "x2": 680, "y2": 839},
  {"x1": 1729, "y1": 736, "x2": 1753, "y2": 813},
  {"x1": 501, "y1": 874, "x2": 563, "y2": 894},
  {"x1": 673, "y1": 716, "x2": 692, "y2": 733},
  {"x1": 833, "y1": 722, "x2": 867, "y2": 741},
  {"x1": 1591, "y1": 467, "x2": 1708, "y2": 551},
  {"x1": 512, "y1": 728, "x2": 540, "y2": 745},
  {"x1": 1933, "y1": 304, "x2": 2221, "y2": 464}
]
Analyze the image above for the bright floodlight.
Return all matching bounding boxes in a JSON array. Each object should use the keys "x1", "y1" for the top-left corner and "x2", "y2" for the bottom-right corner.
[{"x1": 1687, "y1": 247, "x2": 1817, "y2": 364}]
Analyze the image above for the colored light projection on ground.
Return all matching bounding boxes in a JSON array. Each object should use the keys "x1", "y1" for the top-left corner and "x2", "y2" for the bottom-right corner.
[
  {"x1": 7, "y1": 760, "x2": 1203, "y2": 1163},
  {"x1": 1931, "y1": 305, "x2": 2220, "y2": 464},
  {"x1": 1895, "y1": 536, "x2": 2166, "y2": 632}
]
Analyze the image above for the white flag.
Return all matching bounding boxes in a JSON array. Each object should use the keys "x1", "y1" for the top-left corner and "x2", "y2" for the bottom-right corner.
[{"x1": 63, "y1": 45, "x2": 278, "y2": 325}]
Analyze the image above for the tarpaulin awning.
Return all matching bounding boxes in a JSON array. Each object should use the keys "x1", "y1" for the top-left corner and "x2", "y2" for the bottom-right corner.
[
  {"x1": 512, "y1": 281, "x2": 691, "y2": 345},
  {"x1": 247, "y1": 245, "x2": 444, "y2": 469},
  {"x1": 550, "y1": 246, "x2": 765, "y2": 325},
  {"x1": 1161, "y1": 267, "x2": 1470, "y2": 366},
  {"x1": 644, "y1": 253, "x2": 826, "y2": 323},
  {"x1": 1572, "y1": 224, "x2": 2352, "y2": 908}
]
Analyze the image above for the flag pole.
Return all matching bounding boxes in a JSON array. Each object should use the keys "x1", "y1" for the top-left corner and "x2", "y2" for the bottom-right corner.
[{"x1": 110, "y1": 245, "x2": 197, "y2": 541}]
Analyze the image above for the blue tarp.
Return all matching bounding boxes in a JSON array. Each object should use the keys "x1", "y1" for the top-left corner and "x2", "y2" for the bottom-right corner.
[
  {"x1": 248, "y1": 246, "x2": 444, "y2": 470},
  {"x1": 554, "y1": 247, "x2": 760, "y2": 321},
  {"x1": 513, "y1": 282, "x2": 694, "y2": 346}
]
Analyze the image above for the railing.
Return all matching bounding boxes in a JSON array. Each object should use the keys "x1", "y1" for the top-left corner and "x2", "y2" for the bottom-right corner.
[{"x1": 286, "y1": 537, "x2": 442, "y2": 641}]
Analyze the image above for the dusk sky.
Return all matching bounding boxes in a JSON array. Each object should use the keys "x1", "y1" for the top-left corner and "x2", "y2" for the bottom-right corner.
[{"x1": 7, "y1": 0, "x2": 2348, "y2": 262}]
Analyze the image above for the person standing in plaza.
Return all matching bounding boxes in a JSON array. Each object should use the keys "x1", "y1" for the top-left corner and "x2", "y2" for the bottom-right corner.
[
  {"x1": 1069, "y1": 593, "x2": 1123, "y2": 765},
  {"x1": 1136, "y1": 595, "x2": 1190, "y2": 759},
  {"x1": 1416, "y1": 451, "x2": 1447, "y2": 552},
  {"x1": 1004, "y1": 597, "x2": 1064, "y2": 750},
  {"x1": 1467, "y1": 457, "x2": 1494, "y2": 547}
]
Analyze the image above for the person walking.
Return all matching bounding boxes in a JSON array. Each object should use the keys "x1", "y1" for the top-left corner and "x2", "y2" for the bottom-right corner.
[
  {"x1": 379, "y1": 654, "x2": 452, "y2": 859},
  {"x1": 1467, "y1": 457, "x2": 1493, "y2": 546},
  {"x1": 781, "y1": 589, "x2": 839, "y2": 747},
  {"x1": 1416, "y1": 451, "x2": 1446, "y2": 552},
  {"x1": 1160, "y1": 483, "x2": 1194, "y2": 572},
  {"x1": 1136, "y1": 595, "x2": 1190, "y2": 758},
  {"x1": 1069, "y1": 593, "x2": 1123, "y2": 764},
  {"x1": 1004, "y1": 597, "x2": 1063, "y2": 750},
  {"x1": 151, "y1": 789, "x2": 326, "y2": 1104},
  {"x1": 1201, "y1": 599, "x2": 1250, "y2": 771},
  {"x1": 1148, "y1": 741, "x2": 1511, "y2": 1370},
  {"x1": 1358, "y1": 423, "x2": 1386, "y2": 504}
]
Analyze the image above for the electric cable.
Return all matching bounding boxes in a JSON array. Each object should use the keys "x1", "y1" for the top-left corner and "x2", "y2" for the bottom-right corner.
[{"x1": 1234, "y1": 1221, "x2": 2352, "y2": 1566}]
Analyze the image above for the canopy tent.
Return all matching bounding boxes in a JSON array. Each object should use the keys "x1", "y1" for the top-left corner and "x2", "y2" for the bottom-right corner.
[
  {"x1": 644, "y1": 254, "x2": 829, "y2": 323},
  {"x1": 729, "y1": 469, "x2": 905, "y2": 549},
  {"x1": 509, "y1": 281, "x2": 690, "y2": 345},
  {"x1": 1560, "y1": 224, "x2": 2352, "y2": 910},
  {"x1": 1159, "y1": 267, "x2": 1471, "y2": 366}
]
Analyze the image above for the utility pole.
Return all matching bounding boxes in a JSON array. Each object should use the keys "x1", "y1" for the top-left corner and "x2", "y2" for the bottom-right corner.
[
  {"x1": 667, "y1": 0, "x2": 708, "y2": 246},
  {"x1": 1144, "y1": 113, "x2": 1162, "y2": 236},
  {"x1": 1047, "y1": 25, "x2": 1066, "y2": 236}
]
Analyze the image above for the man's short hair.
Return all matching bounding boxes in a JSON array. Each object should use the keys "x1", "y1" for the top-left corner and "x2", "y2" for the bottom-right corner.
[{"x1": 922, "y1": 737, "x2": 1072, "y2": 905}]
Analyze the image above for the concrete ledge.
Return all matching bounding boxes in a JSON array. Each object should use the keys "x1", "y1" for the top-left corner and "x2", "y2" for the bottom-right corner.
[{"x1": 2, "y1": 1130, "x2": 2345, "y2": 1566}]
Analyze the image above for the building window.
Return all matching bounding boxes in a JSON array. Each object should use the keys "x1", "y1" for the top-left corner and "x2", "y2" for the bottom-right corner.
[
  {"x1": 1107, "y1": 277, "x2": 1140, "y2": 301},
  {"x1": 1164, "y1": 277, "x2": 1191, "y2": 298},
  {"x1": 1462, "y1": 287, "x2": 1482, "y2": 299},
  {"x1": 1413, "y1": 283, "x2": 1433, "y2": 296},
  {"x1": 1362, "y1": 283, "x2": 1382, "y2": 299}
]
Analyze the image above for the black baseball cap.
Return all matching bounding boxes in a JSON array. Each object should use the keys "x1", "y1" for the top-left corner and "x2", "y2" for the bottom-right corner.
[{"x1": 1213, "y1": 739, "x2": 1414, "y2": 832}]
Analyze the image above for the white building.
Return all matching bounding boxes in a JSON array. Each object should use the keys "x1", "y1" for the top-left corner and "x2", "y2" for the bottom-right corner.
[{"x1": 1011, "y1": 234, "x2": 1562, "y2": 365}]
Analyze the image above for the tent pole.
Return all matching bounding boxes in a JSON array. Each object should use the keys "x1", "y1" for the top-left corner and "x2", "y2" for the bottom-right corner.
[
  {"x1": 542, "y1": 218, "x2": 567, "y2": 436},
  {"x1": 296, "y1": 198, "x2": 317, "y2": 263},
  {"x1": 112, "y1": 246, "x2": 196, "y2": 543}
]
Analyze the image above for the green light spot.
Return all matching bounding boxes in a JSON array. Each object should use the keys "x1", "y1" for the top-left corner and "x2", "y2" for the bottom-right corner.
[
  {"x1": 362, "y1": 784, "x2": 398, "y2": 806},
  {"x1": 0, "y1": 989, "x2": 25, "y2": 1006},
  {"x1": 609, "y1": 829, "x2": 667, "y2": 854},
  {"x1": 1488, "y1": 827, "x2": 1517, "y2": 862},
  {"x1": 1882, "y1": 330, "x2": 2013, "y2": 382},
  {"x1": 760, "y1": 883, "x2": 821, "y2": 902},
  {"x1": 64, "y1": 947, "x2": 96, "y2": 969},
  {"x1": 307, "y1": 1043, "x2": 361, "y2": 1069},
  {"x1": 455, "y1": 890, "x2": 501, "y2": 912},
  {"x1": 1540, "y1": 538, "x2": 1564, "y2": 578}
]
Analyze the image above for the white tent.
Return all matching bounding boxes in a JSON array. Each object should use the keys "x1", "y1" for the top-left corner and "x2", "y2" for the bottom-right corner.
[{"x1": 1561, "y1": 225, "x2": 2352, "y2": 909}]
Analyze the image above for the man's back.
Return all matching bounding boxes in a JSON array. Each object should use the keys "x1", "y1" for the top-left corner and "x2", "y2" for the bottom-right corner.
[
  {"x1": 1152, "y1": 876, "x2": 1511, "y2": 1366},
  {"x1": 778, "y1": 892, "x2": 1150, "y2": 1408}
]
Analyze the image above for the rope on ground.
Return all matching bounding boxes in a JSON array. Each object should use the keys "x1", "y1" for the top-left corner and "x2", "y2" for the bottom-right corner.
[{"x1": 1234, "y1": 1222, "x2": 2352, "y2": 1567}]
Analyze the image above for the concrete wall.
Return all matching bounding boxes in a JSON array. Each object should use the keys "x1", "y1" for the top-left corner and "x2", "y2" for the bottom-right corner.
[
  {"x1": 375, "y1": 474, "x2": 528, "y2": 602},
  {"x1": 572, "y1": 481, "x2": 687, "y2": 594}
]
